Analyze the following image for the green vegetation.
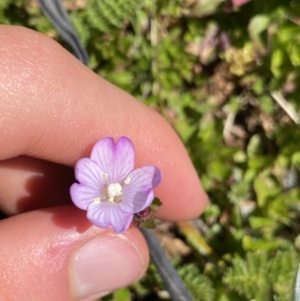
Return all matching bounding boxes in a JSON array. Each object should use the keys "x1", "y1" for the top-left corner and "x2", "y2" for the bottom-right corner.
[{"x1": 3, "y1": 0, "x2": 300, "y2": 299}]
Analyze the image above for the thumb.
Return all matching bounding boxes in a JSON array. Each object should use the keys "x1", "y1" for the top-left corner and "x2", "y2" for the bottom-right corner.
[{"x1": 0, "y1": 206, "x2": 148, "y2": 301}]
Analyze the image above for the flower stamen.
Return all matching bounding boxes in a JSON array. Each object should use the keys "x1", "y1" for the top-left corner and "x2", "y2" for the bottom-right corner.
[
  {"x1": 102, "y1": 173, "x2": 109, "y2": 180},
  {"x1": 124, "y1": 177, "x2": 131, "y2": 184},
  {"x1": 94, "y1": 197, "x2": 101, "y2": 204}
]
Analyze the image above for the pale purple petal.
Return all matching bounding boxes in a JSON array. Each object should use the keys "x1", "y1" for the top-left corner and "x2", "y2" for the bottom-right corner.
[
  {"x1": 70, "y1": 183, "x2": 100, "y2": 210},
  {"x1": 90, "y1": 137, "x2": 135, "y2": 183},
  {"x1": 74, "y1": 158, "x2": 105, "y2": 189},
  {"x1": 87, "y1": 202, "x2": 134, "y2": 233},
  {"x1": 120, "y1": 166, "x2": 161, "y2": 213}
]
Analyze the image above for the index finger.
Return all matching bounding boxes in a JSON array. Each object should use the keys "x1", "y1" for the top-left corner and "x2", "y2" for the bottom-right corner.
[{"x1": 0, "y1": 26, "x2": 208, "y2": 221}]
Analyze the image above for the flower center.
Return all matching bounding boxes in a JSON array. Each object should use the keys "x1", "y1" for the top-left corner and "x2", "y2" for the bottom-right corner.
[
  {"x1": 107, "y1": 183, "x2": 122, "y2": 202},
  {"x1": 94, "y1": 175, "x2": 131, "y2": 204}
]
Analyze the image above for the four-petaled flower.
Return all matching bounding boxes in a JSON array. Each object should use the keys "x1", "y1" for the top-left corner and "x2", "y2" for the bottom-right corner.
[{"x1": 70, "y1": 136, "x2": 162, "y2": 233}]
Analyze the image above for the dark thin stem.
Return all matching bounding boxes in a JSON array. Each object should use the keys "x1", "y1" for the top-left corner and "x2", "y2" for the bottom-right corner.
[
  {"x1": 38, "y1": 0, "x2": 89, "y2": 67},
  {"x1": 141, "y1": 228, "x2": 193, "y2": 301}
]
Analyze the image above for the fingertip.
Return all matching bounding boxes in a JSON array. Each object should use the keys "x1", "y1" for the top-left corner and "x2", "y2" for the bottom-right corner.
[
  {"x1": 70, "y1": 231, "x2": 148, "y2": 299},
  {"x1": 0, "y1": 206, "x2": 149, "y2": 301}
]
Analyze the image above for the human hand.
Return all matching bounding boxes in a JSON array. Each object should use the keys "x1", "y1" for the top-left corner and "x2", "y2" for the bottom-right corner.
[{"x1": 0, "y1": 26, "x2": 208, "y2": 301}]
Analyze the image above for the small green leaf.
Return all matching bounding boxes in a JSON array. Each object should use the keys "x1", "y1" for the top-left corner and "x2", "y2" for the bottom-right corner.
[
  {"x1": 208, "y1": 161, "x2": 231, "y2": 181},
  {"x1": 271, "y1": 49, "x2": 284, "y2": 78},
  {"x1": 249, "y1": 216, "x2": 276, "y2": 230},
  {"x1": 243, "y1": 235, "x2": 280, "y2": 251},
  {"x1": 151, "y1": 198, "x2": 162, "y2": 211},
  {"x1": 112, "y1": 287, "x2": 131, "y2": 301},
  {"x1": 248, "y1": 14, "x2": 270, "y2": 51},
  {"x1": 141, "y1": 221, "x2": 155, "y2": 229}
]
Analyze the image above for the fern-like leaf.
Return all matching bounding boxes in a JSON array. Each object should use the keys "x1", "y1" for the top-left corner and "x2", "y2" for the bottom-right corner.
[
  {"x1": 84, "y1": 0, "x2": 142, "y2": 33},
  {"x1": 224, "y1": 246, "x2": 299, "y2": 301},
  {"x1": 178, "y1": 264, "x2": 215, "y2": 301}
]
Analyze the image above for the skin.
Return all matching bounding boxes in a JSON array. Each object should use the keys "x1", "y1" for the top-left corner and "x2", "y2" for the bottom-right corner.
[{"x1": 0, "y1": 26, "x2": 208, "y2": 301}]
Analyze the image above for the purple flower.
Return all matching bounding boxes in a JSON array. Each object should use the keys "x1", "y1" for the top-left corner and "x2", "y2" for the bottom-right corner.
[{"x1": 70, "y1": 136, "x2": 162, "y2": 233}]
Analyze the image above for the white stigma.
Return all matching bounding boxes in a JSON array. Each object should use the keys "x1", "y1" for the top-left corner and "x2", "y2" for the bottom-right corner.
[
  {"x1": 94, "y1": 177, "x2": 124, "y2": 204},
  {"x1": 107, "y1": 183, "x2": 122, "y2": 199}
]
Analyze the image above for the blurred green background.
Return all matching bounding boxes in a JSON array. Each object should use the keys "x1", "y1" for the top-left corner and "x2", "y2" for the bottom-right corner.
[{"x1": 3, "y1": 0, "x2": 300, "y2": 300}]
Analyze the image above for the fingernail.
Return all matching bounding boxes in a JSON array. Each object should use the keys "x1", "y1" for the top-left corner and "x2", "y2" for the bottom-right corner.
[{"x1": 71, "y1": 234, "x2": 145, "y2": 299}]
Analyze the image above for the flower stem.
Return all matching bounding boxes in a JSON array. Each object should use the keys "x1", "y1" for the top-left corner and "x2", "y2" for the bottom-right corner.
[{"x1": 141, "y1": 228, "x2": 193, "y2": 301}]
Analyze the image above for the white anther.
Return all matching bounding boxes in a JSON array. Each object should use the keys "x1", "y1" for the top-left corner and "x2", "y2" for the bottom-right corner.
[
  {"x1": 124, "y1": 177, "x2": 131, "y2": 184},
  {"x1": 94, "y1": 197, "x2": 101, "y2": 204},
  {"x1": 107, "y1": 183, "x2": 122, "y2": 197},
  {"x1": 102, "y1": 173, "x2": 109, "y2": 180}
]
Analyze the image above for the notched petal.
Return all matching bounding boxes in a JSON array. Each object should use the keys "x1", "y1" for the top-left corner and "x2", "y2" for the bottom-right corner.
[
  {"x1": 90, "y1": 136, "x2": 135, "y2": 183},
  {"x1": 75, "y1": 158, "x2": 105, "y2": 189}
]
